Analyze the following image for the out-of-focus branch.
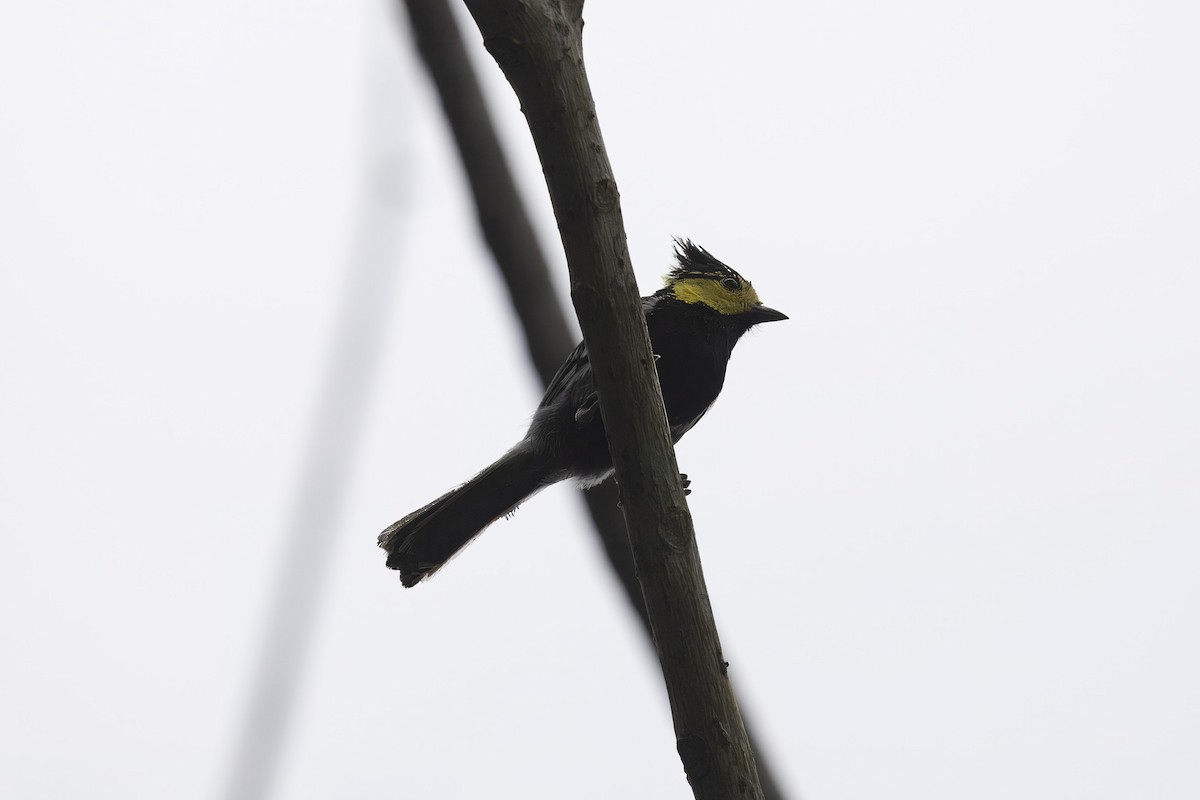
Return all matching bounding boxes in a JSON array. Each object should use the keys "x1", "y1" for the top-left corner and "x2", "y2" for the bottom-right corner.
[
  {"x1": 222, "y1": 51, "x2": 412, "y2": 800},
  {"x1": 453, "y1": 2, "x2": 763, "y2": 798},
  {"x1": 399, "y1": 0, "x2": 572, "y2": 382}
]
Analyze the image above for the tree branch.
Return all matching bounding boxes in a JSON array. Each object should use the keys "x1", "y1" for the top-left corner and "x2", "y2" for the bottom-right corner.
[
  {"x1": 396, "y1": 3, "x2": 790, "y2": 796},
  {"x1": 459, "y1": 2, "x2": 763, "y2": 797}
]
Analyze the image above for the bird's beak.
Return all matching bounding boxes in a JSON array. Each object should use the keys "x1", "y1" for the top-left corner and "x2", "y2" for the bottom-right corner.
[{"x1": 747, "y1": 303, "x2": 788, "y2": 323}]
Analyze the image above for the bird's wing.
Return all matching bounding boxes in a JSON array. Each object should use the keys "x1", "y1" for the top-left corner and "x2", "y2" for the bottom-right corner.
[
  {"x1": 541, "y1": 295, "x2": 660, "y2": 424},
  {"x1": 539, "y1": 339, "x2": 596, "y2": 416}
]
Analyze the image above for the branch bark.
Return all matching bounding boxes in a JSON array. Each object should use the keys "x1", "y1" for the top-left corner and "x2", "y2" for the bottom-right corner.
[
  {"x1": 458, "y1": 3, "x2": 763, "y2": 797},
  {"x1": 396, "y1": 4, "x2": 790, "y2": 793}
]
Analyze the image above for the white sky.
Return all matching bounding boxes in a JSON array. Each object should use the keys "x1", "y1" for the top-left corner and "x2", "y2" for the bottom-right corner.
[{"x1": 2, "y1": 1, "x2": 1198, "y2": 798}]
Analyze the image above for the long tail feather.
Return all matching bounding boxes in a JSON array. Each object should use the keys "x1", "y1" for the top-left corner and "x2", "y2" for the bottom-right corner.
[{"x1": 378, "y1": 445, "x2": 551, "y2": 586}]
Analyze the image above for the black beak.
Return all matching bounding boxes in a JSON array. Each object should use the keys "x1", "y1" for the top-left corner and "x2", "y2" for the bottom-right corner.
[{"x1": 747, "y1": 303, "x2": 788, "y2": 323}]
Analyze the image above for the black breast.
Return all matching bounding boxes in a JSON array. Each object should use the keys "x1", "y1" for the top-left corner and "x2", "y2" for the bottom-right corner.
[{"x1": 646, "y1": 303, "x2": 740, "y2": 439}]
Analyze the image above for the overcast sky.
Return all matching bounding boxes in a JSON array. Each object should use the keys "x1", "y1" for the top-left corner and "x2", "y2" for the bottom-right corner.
[{"x1": 2, "y1": 1, "x2": 1198, "y2": 798}]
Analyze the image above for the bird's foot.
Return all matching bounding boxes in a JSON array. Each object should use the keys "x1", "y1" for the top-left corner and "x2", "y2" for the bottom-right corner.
[{"x1": 680, "y1": 473, "x2": 692, "y2": 496}]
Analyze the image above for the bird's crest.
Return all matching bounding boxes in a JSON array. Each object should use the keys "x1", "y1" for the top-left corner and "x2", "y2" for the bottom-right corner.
[{"x1": 664, "y1": 238, "x2": 762, "y2": 314}]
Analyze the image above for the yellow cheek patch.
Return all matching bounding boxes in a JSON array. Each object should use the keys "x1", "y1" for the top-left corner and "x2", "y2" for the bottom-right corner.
[{"x1": 670, "y1": 278, "x2": 762, "y2": 315}]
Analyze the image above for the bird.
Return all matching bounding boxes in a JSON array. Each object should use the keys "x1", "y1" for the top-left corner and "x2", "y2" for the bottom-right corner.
[{"x1": 379, "y1": 239, "x2": 787, "y2": 586}]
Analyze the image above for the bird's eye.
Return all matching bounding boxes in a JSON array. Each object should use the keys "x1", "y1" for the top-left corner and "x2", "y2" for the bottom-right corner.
[{"x1": 721, "y1": 277, "x2": 740, "y2": 291}]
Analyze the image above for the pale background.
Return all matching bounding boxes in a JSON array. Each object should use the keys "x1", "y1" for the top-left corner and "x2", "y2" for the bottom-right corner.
[{"x1": 1, "y1": 1, "x2": 1197, "y2": 798}]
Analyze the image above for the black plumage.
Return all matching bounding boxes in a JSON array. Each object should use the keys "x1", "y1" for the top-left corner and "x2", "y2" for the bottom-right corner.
[{"x1": 379, "y1": 240, "x2": 787, "y2": 586}]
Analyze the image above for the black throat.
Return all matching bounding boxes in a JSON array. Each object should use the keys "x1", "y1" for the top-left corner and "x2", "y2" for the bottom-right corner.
[{"x1": 645, "y1": 299, "x2": 754, "y2": 435}]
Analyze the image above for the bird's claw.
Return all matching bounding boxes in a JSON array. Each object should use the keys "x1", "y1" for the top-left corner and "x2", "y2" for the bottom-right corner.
[{"x1": 680, "y1": 473, "x2": 692, "y2": 496}]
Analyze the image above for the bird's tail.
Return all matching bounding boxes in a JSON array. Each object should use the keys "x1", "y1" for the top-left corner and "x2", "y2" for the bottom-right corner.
[{"x1": 379, "y1": 445, "x2": 553, "y2": 587}]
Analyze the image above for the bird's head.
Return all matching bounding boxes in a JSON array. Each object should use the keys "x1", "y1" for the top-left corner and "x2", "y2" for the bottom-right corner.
[{"x1": 662, "y1": 239, "x2": 788, "y2": 324}]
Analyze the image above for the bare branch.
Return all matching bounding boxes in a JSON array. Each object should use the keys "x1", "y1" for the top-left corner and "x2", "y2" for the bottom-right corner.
[
  {"x1": 396, "y1": 4, "x2": 791, "y2": 795},
  {"x1": 460, "y1": 2, "x2": 764, "y2": 797}
]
